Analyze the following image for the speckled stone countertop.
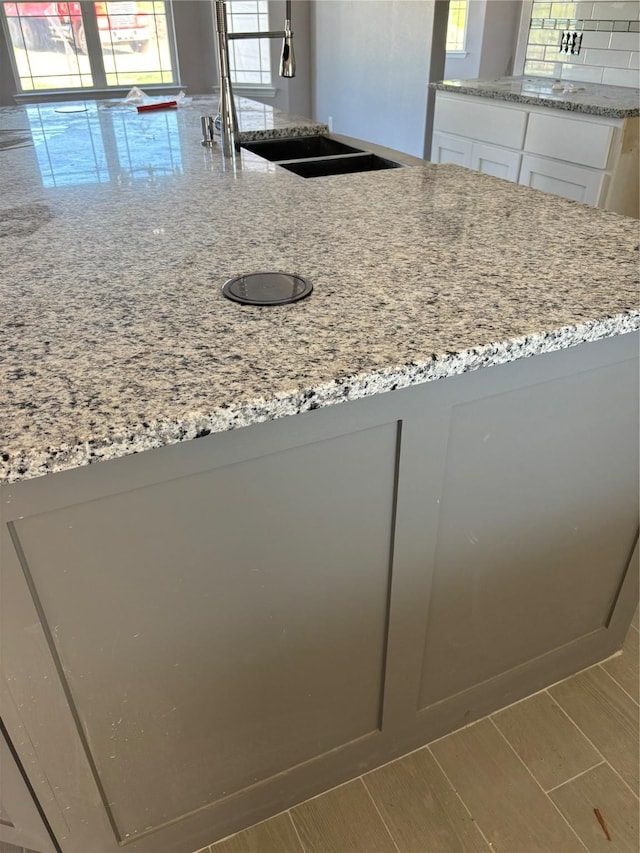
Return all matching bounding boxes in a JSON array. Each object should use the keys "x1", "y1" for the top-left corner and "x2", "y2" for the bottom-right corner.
[
  {"x1": 1, "y1": 96, "x2": 638, "y2": 484},
  {"x1": 432, "y1": 76, "x2": 640, "y2": 117}
]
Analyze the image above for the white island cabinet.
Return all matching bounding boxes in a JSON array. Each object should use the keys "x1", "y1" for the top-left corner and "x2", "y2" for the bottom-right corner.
[{"x1": 432, "y1": 80, "x2": 639, "y2": 217}]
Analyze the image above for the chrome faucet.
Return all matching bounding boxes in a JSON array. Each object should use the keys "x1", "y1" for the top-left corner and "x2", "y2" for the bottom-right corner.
[{"x1": 210, "y1": 0, "x2": 296, "y2": 155}]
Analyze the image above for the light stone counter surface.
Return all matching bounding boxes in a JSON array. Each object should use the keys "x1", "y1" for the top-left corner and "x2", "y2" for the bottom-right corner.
[
  {"x1": 0, "y1": 97, "x2": 638, "y2": 484},
  {"x1": 432, "y1": 75, "x2": 640, "y2": 117}
]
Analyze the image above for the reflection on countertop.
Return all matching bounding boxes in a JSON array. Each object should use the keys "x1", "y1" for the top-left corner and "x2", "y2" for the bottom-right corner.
[{"x1": 0, "y1": 96, "x2": 327, "y2": 188}]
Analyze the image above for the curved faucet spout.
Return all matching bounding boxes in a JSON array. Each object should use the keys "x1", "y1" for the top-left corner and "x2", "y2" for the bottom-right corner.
[
  {"x1": 213, "y1": 0, "x2": 296, "y2": 155},
  {"x1": 280, "y1": 1, "x2": 296, "y2": 78}
]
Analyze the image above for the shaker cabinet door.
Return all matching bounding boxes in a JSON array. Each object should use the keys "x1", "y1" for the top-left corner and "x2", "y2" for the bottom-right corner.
[
  {"x1": 470, "y1": 142, "x2": 521, "y2": 182},
  {"x1": 519, "y1": 154, "x2": 606, "y2": 205},
  {"x1": 1, "y1": 413, "x2": 401, "y2": 852},
  {"x1": 431, "y1": 131, "x2": 472, "y2": 167},
  {"x1": 416, "y1": 353, "x2": 639, "y2": 711}
]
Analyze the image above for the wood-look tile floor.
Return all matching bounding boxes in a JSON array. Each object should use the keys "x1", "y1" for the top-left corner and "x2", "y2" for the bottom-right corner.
[{"x1": 200, "y1": 614, "x2": 639, "y2": 853}]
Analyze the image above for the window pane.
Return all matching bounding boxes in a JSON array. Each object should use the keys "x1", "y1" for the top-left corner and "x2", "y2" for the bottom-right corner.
[
  {"x1": 91, "y1": 2, "x2": 174, "y2": 88},
  {"x1": 446, "y1": 0, "x2": 468, "y2": 52},
  {"x1": 2, "y1": 3, "x2": 93, "y2": 90},
  {"x1": 225, "y1": 0, "x2": 271, "y2": 87},
  {"x1": 1, "y1": 1, "x2": 175, "y2": 92}
]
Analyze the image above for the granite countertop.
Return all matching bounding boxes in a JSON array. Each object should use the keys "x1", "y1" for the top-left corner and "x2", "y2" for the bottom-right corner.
[
  {"x1": 1, "y1": 96, "x2": 638, "y2": 484},
  {"x1": 431, "y1": 76, "x2": 640, "y2": 117}
]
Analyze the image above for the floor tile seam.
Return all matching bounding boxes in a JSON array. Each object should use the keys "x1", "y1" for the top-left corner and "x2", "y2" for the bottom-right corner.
[
  {"x1": 487, "y1": 716, "x2": 590, "y2": 852},
  {"x1": 544, "y1": 690, "x2": 608, "y2": 763},
  {"x1": 285, "y1": 808, "x2": 309, "y2": 853},
  {"x1": 359, "y1": 776, "x2": 402, "y2": 853},
  {"x1": 600, "y1": 759, "x2": 640, "y2": 802},
  {"x1": 544, "y1": 760, "x2": 607, "y2": 794},
  {"x1": 596, "y1": 661, "x2": 640, "y2": 707},
  {"x1": 454, "y1": 657, "x2": 622, "y2": 728},
  {"x1": 545, "y1": 689, "x2": 640, "y2": 800},
  {"x1": 426, "y1": 652, "x2": 629, "y2": 750},
  {"x1": 491, "y1": 687, "x2": 608, "y2": 778},
  {"x1": 425, "y1": 743, "x2": 495, "y2": 852},
  {"x1": 203, "y1": 805, "x2": 298, "y2": 851}
]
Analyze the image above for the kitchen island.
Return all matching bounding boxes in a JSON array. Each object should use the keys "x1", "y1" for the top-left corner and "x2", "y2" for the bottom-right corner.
[{"x1": 1, "y1": 97, "x2": 638, "y2": 852}]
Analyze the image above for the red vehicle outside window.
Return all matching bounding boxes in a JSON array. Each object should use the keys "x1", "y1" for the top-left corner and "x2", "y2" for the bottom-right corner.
[{"x1": 4, "y1": 1, "x2": 151, "y2": 53}]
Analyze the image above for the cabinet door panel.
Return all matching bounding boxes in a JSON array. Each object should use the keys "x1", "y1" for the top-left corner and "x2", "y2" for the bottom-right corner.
[
  {"x1": 0, "y1": 723, "x2": 56, "y2": 852},
  {"x1": 9, "y1": 422, "x2": 399, "y2": 846},
  {"x1": 519, "y1": 154, "x2": 605, "y2": 205},
  {"x1": 431, "y1": 131, "x2": 471, "y2": 166},
  {"x1": 470, "y1": 143, "x2": 521, "y2": 182},
  {"x1": 418, "y1": 357, "x2": 639, "y2": 709},
  {"x1": 434, "y1": 94, "x2": 528, "y2": 148},
  {"x1": 525, "y1": 112, "x2": 615, "y2": 169}
]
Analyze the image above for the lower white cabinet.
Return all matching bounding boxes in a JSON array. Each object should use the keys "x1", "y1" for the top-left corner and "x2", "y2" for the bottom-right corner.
[
  {"x1": 432, "y1": 133, "x2": 522, "y2": 182},
  {"x1": 431, "y1": 131, "x2": 471, "y2": 167},
  {"x1": 519, "y1": 154, "x2": 606, "y2": 205},
  {"x1": 470, "y1": 143, "x2": 521, "y2": 182},
  {"x1": 432, "y1": 92, "x2": 639, "y2": 217}
]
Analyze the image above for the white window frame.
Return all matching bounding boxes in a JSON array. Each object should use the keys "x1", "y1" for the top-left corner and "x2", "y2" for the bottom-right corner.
[
  {"x1": 0, "y1": 0, "x2": 181, "y2": 101},
  {"x1": 225, "y1": 0, "x2": 275, "y2": 97},
  {"x1": 446, "y1": 0, "x2": 469, "y2": 56}
]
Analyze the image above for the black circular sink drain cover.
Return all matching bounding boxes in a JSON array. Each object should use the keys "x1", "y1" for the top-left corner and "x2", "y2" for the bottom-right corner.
[{"x1": 222, "y1": 272, "x2": 312, "y2": 306}]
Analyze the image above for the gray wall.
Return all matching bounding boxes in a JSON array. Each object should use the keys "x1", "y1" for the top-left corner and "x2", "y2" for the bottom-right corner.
[
  {"x1": 311, "y1": 0, "x2": 448, "y2": 158},
  {"x1": 172, "y1": 1, "x2": 217, "y2": 95},
  {"x1": 0, "y1": 17, "x2": 16, "y2": 105},
  {"x1": 478, "y1": 1, "x2": 520, "y2": 77},
  {"x1": 444, "y1": 0, "x2": 521, "y2": 80}
]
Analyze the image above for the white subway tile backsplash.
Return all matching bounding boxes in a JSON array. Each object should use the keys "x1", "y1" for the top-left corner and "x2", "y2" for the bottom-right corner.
[
  {"x1": 602, "y1": 65, "x2": 640, "y2": 84},
  {"x1": 526, "y1": 0, "x2": 639, "y2": 87},
  {"x1": 524, "y1": 59, "x2": 562, "y2": 76},
  {"x1": 591, "y1": 1, "x2": 639, "y2": 20},
  {"x1": 609, "y1": 31, "x2": 640, "y2": 49},
  {"x1": 555, "y1": 47, "x2": 587, "y2": 62},
  {"x1": 580, "y1": 30, "x2": 612, "y2": 48},
  {"x1": 584, "y1": 47, "x2": 634, "y2": 65},
  {"x1": 530, "y1": 29, "x2": 565, "y2": 45},
  {"x1": 527, "y1": 44, "x2": 548, "y2": 60},
  {"x1": 560, "y1": 63, "x2": 606, "y2": 80}
]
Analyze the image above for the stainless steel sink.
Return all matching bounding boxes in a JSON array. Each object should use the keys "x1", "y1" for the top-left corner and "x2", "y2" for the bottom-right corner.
[
  {"x1": 278, "y1": 153, "x2": 402, "y2": 178},
  {"x1": 241, "y1": 135, "x2": 363, "y2": 161}
]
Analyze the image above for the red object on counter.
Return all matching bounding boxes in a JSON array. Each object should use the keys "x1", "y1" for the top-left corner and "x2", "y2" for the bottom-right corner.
[{"x1": 136, "y1": 101, "x2": 178, "y2": 112}]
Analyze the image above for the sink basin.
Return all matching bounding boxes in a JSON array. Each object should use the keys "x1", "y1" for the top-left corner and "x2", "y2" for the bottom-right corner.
[
  {"x1": 241, "y1": 135, "x2": 363, "y2": 161},
  {"x1": 279, "y1": 153, "x2": 402, "y2": 178}
]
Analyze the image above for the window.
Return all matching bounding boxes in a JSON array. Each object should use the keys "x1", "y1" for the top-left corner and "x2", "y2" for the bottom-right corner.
[
  {"x1": 1, "y1": 1, "x2": 175, "y2": 93},
  {"x1": 226, "y1": 0, "x2": 271, "y2": 87},
  {"x1": 446, "y1": 0, "x2": 468, "y2": 53}
]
